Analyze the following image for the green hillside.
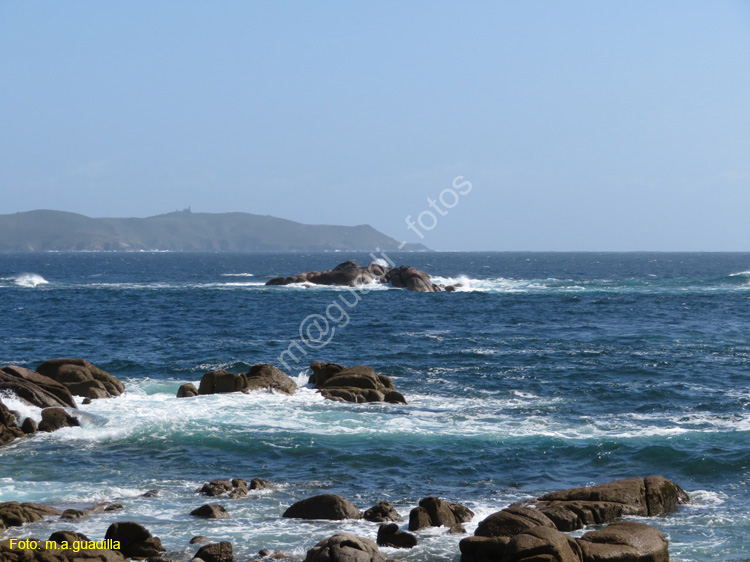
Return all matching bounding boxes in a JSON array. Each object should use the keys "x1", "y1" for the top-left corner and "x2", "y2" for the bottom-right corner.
[{"x1": 0, "y1": 210, "x2": 428, "y2": 252}]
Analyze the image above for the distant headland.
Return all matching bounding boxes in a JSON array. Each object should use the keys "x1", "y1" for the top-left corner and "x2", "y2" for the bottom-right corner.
[{"x1": 0, "y1": 210, "x2": 429, "y2": 252}]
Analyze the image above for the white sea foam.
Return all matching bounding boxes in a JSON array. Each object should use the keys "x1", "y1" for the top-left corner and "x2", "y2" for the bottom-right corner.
[
  {"x1": 220, "y1": 272, "x2": 255, "y2": 277},
  {"x1": 12, "y1": 273, "x2": 49, "y2": 287}
]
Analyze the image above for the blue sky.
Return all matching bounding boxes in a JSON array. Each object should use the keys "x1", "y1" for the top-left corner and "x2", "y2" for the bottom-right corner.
[{"x1": 1, "y1": 1, "x2": 749, "y2": 250}]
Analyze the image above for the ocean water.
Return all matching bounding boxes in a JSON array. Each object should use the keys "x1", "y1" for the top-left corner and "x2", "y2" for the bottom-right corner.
[{"x1": 1, "y1": 252, "x2": 749, "y2": 561}]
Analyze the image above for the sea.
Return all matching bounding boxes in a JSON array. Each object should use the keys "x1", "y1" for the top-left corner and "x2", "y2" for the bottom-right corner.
[{"x1": 1, "y1": 252, "x2": 749, "y2": 562}]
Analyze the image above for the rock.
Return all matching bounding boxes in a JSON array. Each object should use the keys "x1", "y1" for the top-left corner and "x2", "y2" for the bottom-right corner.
[
  {"x1": 105, "y1": 503, "x2": 124, "y2": 511},
  {"x1": 474, "y1": 505, "x2": 556, "y2": 538},
  {"x1": 61, "y1": 508, "x2": 86, "y2": 520},
  {"x1": 363, "y1": 501, "x2": 403, "y2": 523},
  {"x1": 0, "y1": 536, "x2": 128, "y2": 562},
  {"x1": 142, "y1": 489, "x2": 159, "y2": 497},
  {"x1": 311, "y1": 363, "x2": 407, "y2": 405},
  {"x1": 36, "y1": 358, "x2": 124, "y2": 399},
  {"x1": 20, "y1": 417, "x2": 37, "y2": 434},
  {"x1": 177, "y1": 383, "x2": 199, "y2": 398},
  {"x1": 532, "y1": 476, "x2": 689, "y2": 531},
  {"x1": 199, "y1": 370, "x2": 248, "y2": 394},
  {"x1": 0, "y1": 502, "x2": 61, "y2": 531},
  {"x1": 191, "y1": 536, "x2": 213, "y2": 544},
  {"x1": 49, "y1": 530, "x2": 91, "y2": 544},
  {"x1": 408, "y1": 497, "x2": 473, "y2": 531},
  {"x1": 386, "y1": 266, "x2": 441, "y2": 292},
  {"x1": 200, "y1": 480, "x2": 234, "y2": 497},
  {"x1": 377, "y1": 523, "x2": 417, "y2": 549},
  {"x1": 504, "y1": 526, "x2": 583, "y2": 562},
  {"x1": 245, "y1": 364, "x2": 297, "y2": 395},
  {"x1": 304, "y1": 533, "x2": 386, "y2": 562},
  {"x1": 459, "y1": 536, "x2": 511, "y2": 562},
  {"x1": 38, "y1": 407, "x2": 80, "y2": 432},
  {"x1": 229, "y1": 479, "x2": 248, "y2": 499},
  {"x1": 191, "y1": 504, "x2": 230, "y2": 519},
  {"x1": 105, "y1": 521, "x2": 165, "y2": 559},
  {"x1": 283, "y1": 494, "x2": 361, "y2": 520},
  {"x1": 267, "y1": 260, "x2": 445, "y2": 292},
  {"x1": 0, "y1": 400, "x2": 24, "y2": 446},
  {"x1": 0, "y1": 365, "x2": 77, "y2": 409},
  {"x1": 576, "y1": 521, "x2": 668, "y2": 562},
  {"x1": 195, "y1": 541, "x2": 233, "y2": 562},
  {"x1": 250, "y1": 478, "x2": 272, "y2": 490}
]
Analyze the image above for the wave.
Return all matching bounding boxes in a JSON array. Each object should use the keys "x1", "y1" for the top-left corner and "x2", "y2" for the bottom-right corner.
[
  {"x1": 220, "y1": 273, "x2": 255, "y2": 277},
  {"x1": 11, "y1": 273, "x2": 50, "y2": 288}
]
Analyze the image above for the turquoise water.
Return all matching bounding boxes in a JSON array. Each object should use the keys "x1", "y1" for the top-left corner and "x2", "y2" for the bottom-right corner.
[{"x1": 1, "y1": 252, "x2": 749, "y2": 561}]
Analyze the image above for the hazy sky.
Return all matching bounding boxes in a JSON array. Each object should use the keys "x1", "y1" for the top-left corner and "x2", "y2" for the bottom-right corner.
[{"x1": 2, "y1": 1, "x2": 749, "y2": 251}]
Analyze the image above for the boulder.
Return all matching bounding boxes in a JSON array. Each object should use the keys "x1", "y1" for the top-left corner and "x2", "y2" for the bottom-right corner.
[
  {"x1": 61, "y1": 508, "x2": 86, "y2": 520},
  {"x1": 190, "y1": 536, "x2": 213, "y2": 544},
  {"x1": 38, "y1": 407, "x2": 80, "y2": 432},
  {"x1": 20, "y1": 417, "x2": 37, "y2": 434},
  {"x1": 0, "y1": 400, "x2": 24, "y2": 446},
  {"x1": 200, "y1": 480, "x2": 234, "y2": 497},
  {"x1": 190, "y1": 504, "x2": 230, "y2": 519},
  {"x1": 474, "y1": 505, "x2": 556, "y2": 538},
  {"x1": 377, "y1": 523, "x2": 417, "y2": 549},
  {"x1": 198, "y1": 370, "x2": 247, "y2": 394},
  {"x1": 386, "y1": 266, "x2": 441, "y2": 292},
  {"x1": 576, "y1": 521, "x2": 668, "y2": 562},
  {"x1": 311, "y1": 363, "x2": 407, "y2": 405},
  {"x1": 177, "y1": 383, "x2": 199, "y2": 398},
  {"x1": 36, "y1": 358, "x2": 124, "y2": 399},
  {"x1": 409, "y1": 497, "x2": 474, "y2": 531},
  {"x1": 644, "y1": 475, "x2": 690, "y2": 516},
  {"x1": 283, "y1": 494, "x2": 361, "y2": 520},
  {"x1": 250, "y1": 478, "x2": 273, "y2": 490},
  {"x1": 304, "y1": 533, "x2": 386, "y2": 562},
  {"x1": 0, "y1": 365, "x2": 77, "y2": 408},
  {"x1": 459, "y1": 536, "x2": 511, "y2": 562},
  {"x1": 363, "y1": 501, "x2": 403, "y2": 523},
  {"x1": 0, "y1": 537, "x2": 128, "y2": 562},
  {"x1": 195, "y1": 541, "x2": 233, "y2": 562},
  {"x1": 503, "y1": 526, "x2": 583, "y2": 562},
  {"x1": 0, "y1": 502, "x2": 61, "y2": 531},
  {"x1": 105, "y1": 521, "x2": 165, "y2": 559},
  {"x1": 245, "y1": 364, "x2": 297, "y2": 395}
]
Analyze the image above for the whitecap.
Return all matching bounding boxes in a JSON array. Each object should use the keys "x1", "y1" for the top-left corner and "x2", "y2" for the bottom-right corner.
[{"x1": 13, "y1": 273, "x2": 49, "y2": 288}]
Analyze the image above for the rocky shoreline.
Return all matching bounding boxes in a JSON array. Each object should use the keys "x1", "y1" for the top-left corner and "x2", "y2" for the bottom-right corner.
[{"x1": 1, "y1": 358, "x2": 689, "y2": 561}]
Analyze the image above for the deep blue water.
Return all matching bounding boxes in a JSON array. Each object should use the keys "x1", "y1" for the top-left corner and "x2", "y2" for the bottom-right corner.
[{"x1": 1, "y1": 252, "x2": 749, "y2": 561}]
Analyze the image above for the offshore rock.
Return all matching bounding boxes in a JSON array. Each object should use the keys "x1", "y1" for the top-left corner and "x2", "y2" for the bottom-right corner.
[
  {"x1": 38, "y1": 407, "x2": 80, "y2": 433},
  {"x1": 363, "y1": 501, "x2": 404, "y2": 523},
  {"x1": 283, "y1": 494, "x2": 362, "y2": 520},
  {"x1": 310, "y1": 362, "x2": 407, "y2": 405},
  {"x1": 304, "y1": 533, "x2": 386, "y2": 562},
  {"x1": 198, "y1": 365, "x2": 296, "y2": 396},
  {"x1": 377, "y1": 523, "x2": 417, "y2": 549},
  {"x1": 0, "y1": 365, "x2": 77, "y2": 409},
  {"x1": 408, "y1": 497, "x2": 474, "y2": 531}
]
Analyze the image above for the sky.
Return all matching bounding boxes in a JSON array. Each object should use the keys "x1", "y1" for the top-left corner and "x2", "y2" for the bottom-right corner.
[{"x1": 1, "y1": 1, "x2": 749, "y2": 251}]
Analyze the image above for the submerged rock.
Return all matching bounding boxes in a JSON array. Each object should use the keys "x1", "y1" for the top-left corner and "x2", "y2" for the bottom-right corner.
[{"x1": 198, "y1": 365, "x2": 296, "y2": 396}]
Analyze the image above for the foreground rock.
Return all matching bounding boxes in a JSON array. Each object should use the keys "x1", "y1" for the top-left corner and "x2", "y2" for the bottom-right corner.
[
  {"x1": 377, "y1": 523, "x2": 418, "y2": 549},
  {"x1": 461, "y1": 476, "x2": 686, "y2": 562},
  {"x1": 309, "y1": 362, "x2": 407, "y2": 404},
  {"x1": 267, "y1": 260, "x2": 453, "y2": 292},
  {"x1": 0, "y1": 400, "x2": 24, "y2": 446},
  {"x1": 0, "y1": 502, "x2": 61, "y2": 531},
  {"x1": 283, "y1": 494, "x2": 361, "y2": 520},
  {"x1": 197, "y1": 364, "x2": 296, "y2": 396},
  {"x1": 38, "y1": 407, "x2": 80, "y2": 432},
  {"x1": 196, "y1": 541, "x2": 234, "y2": 562},
  {"x1": 104, "y1": 521, "x2": 165, "y2": 559},
  {"x1": 304, "y1": 533, "x2": 385, "y2": 562},
  {"x1": 36, "y1": 358, "x2": 125, "y2": 399},
  {"x1": 409, "y1": 497, "x2": 474, "y2": 531},
  {"x1": 0, "y1": 365, "x2": 77, "y2": 408}
]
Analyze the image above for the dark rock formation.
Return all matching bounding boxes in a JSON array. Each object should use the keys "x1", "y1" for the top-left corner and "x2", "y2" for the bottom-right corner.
[
  {"x1": 0, "y1": 536, "x2": 128, "y2": 562},
  {"x1": 503, "y1": 526, "x2": 582, "y2": 562},
  {"x1": 363, "y1": 501, "x2": 403, "y2": 523},
  {"x1": 0, "y1": 365, "x2": 77, "y2": 409},
  {"x1": 190, "y1": 536, "x2": 214, "y2": 544},
  {"x1": 474, "y1": 505, "x2": 556, "y2": 538},
  {"x1": 309, "y1": 362, "x2": 407, "y2": 405},
  {"x1": 408, "y1": 497, "x2": 474, "y2": 531},
  {"x1": 200, "y1": 480, "x2": 233, "y2": 496},
  {"x1": 0, "y1": 400, "x2": 24, "y2": 446},
  {"x1": 459, "y1": 536, "x2": 511, "y2": 562},
  {"x1": 198, "y1": 365, "x2": 296, "y2": 396},
  {"x1": 377, "y1": 523, "x2": 417, "y2": 549},
  {"x1": 304, "y1": 533, "x2": 385, "y2": 562},
  {"x1": 38, "y1": 408, "x2": 80, "y2": 432},
  {"x1": 177, "y1": 383, "x2": 199, "y2": 398},
  {"x1": 104, "y1": 521, "x2": 165, "y2": 559},
  {"x1": 60, "y1": 508, "x2": 86, "y2": 520},
  {"x1": 49, "y1": 530, "x2": 91, "y2": 544},
  {"x1": 191, "y1": 504, "x2": 230, "y2": 519},
  {"x1": 20, "y1": 417, "x2": 37, "y2": 434},
  {"x1": 283, "y1": 494, "x2": 362, "y2": 520},
  {"x1": 36, "y1": 358, "x2": 124, "y2": 399},
  {"x1": 195, "y1": 541, "x2": 234, "y2": 562},
  {"x1": 200, "y1": 477, "x2": 270, "y2": 498},
  {"x1": 0, "y1": 502, "x2": 61, "y2": 531},
  {"x1": 245, "y1": 364, "x2": 297, "y2": 395},
  {"x1": 577, "y1": 521, "x2": 668, "y2": 562},
  {"x1": 267, "y1": 260, "x2": 448, "y2": 292}
]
